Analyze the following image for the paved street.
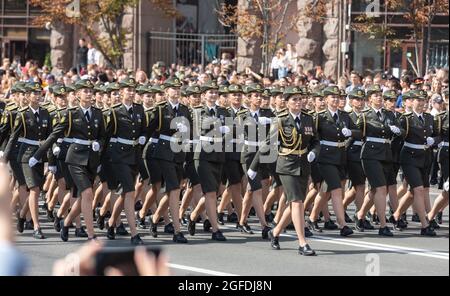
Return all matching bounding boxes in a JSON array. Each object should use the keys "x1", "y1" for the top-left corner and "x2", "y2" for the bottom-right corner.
[{"x1": 15, "y1": 188, "x2": 449, "y2": 276}]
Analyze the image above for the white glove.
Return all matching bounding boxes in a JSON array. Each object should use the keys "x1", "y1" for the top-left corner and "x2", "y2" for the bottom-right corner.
[
  {"x1": 307, "y1": 152, "x2": 316, "y2": 163},
  {"x1": 0, "y1": 151, "x2": 4, "y2": 159},
  {"x1": 48, "y1": 166, "x2": 57, "y2": 174},
  {"x1": 219, "y1": 126, "x2": 230, "y2": 134},
  {"x1": 341, "y1": 128, "x2": 352, "y2": 137},
  {"x1": 52, "y1": 146, "x2": 61, "y2": 157},
  {"x1": 138, "y1": 136, "x2": 146, "y2": 145},
  {"x1": 176, "y1": 123, "x2": 188, "y2": 133},
  {"x1": 444, "y1": 180, "x2": 449, "y2": 192},
  {"x1": 389, "y1": 125, "x2": 401, "y2": 135},
  {"x1": 247, "y1": 168, "x2": 257, "y2": 180},
  {"x1": 28, "y1": 157, "x2": 39, "y2": 168},
  {"x1": 258, "y1": 117, "x2": 272, "y2": 125},
  {"x1": 97, "y1": 165, "x2": 102, "y2": 174},
  {"x1": 92, "y1": 141, "x2": 100, "y2": 152},
  {"x1": 426, "y1": 137, "x2": 435, "y2": 147}
]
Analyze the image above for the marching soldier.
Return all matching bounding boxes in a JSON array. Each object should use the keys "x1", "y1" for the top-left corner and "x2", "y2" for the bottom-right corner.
[
  {"x1": 3, "y1": 82, "x2": 54, "y2": 239},
  {"x1": 392, "y1": 90, "x2": 437, "y2": 236},
  {"x1": 189, "y1": 80, "x2": 229, "y2": 241},
  {"x1": 238, "y1": 83, "x2": 273, "y2": 239},
  {"x1": 354, "y1": 85, "x2": 403, "y2": 236},
  {"x1": 104, "y1": 77, "x2": 146, "y2": 245},
  {"x1": 259, "y1": 86, "x2": 319, "y2": 255},
  {"x1": 29, "y1": 79, "x2": 106, "y2": 241},
  {"x1": 307, "y1": 85, "x2": 357, "y2": 236},
  {"x1": 146, "y1": 77, "x2": 191, "y2": 243}
]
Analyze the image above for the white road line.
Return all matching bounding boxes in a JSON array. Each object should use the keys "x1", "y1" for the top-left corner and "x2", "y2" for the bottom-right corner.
[
  {"x1": 222, "y1": 225, "x2": 449, "y2": 260},
  {"x1": 168, "y1": 263, "x2": 239, "y2": 276}
]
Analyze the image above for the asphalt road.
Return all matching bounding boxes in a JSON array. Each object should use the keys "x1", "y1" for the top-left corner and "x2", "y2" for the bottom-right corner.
[{"x1": 14, "y1": 187, "x2": 449, "y2": 276}]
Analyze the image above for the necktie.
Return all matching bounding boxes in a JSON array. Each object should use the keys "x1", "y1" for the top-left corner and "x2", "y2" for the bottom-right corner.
[
  {"x1": 85, "y1": 111, "x2": 91, "y2": 122},
  {"x1": 128, "y1": 107, "x2": 133, "y2": 119},
  {"x1": 209, "y1": 108, "x2": 216, "y2": 117},
  {"x1": 376, "y1": 111, "x2": 383, "y2": 121},
  {"x1": 34, "y1": 112, "x2": 40, "y2": 123},
  {"x1": 295, "y1": 117, "x2": 301, "y2": 129},
  {"x1": 253, "y1": 113, "x2": 258, "y2": 122},
  {"x1": 333, "y1": 113, "x2": 338, "y2": 123},
  {"x1": 419, "y1": 115, "x2": 424, "y2": 125},
  {"x1": 173, "y1": 106, "x2": 178, "y2": 117}
]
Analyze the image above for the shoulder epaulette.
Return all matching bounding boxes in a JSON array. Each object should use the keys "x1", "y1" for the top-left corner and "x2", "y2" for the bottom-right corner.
[
  {"x1": 68, "y1": 106, "x2": 78, "y2": 111},
  {"x1": 111, "y1": 103, "x2": 122, "y2": 109},
  {"x1": 308, "y1": 110, "x2": 316, "y2": 115},
  {"x1": 403, "y1": 112, "x2": 413, "y2": 116},
  {"x1": 57, "y1": 107, "x2": 66, "y2": 112},
  {"x1": 156, "y1": 101, "x2": 167, "y2": 107},
  {"x1": 19, "y1": 106, "x2": 29, "y2": 112},
  {"x1": 276, "y1": 108, "x2": 287, "y2": 114},
  {"x1": 437, "y1": 111, "x2": 447, "y2": 116},
  {"x1": 277, "y1": 111, "x2": 289, "y2": 118},
  {"x1": 133, "y1": 102, "x2": 142, "y2": 106},
  {"x1": 6, "y1": 102, "x2": 16, "y2": 107},
  {"x1": 91, "y1": 106, "x2": 101, "y2": 111},
  {"x1": 236, "y1": 109, "x2": 249, "y2": 116},
  {"x1": 47, "y1": 105, "x2": 57, "y2": 113},
  {"x1": 193, "y1": 105, "x2": 203, "y2": 109},
  {"x1": 317, "y1": 110, "x2": 327, "y2": 114},
  {"x1": 5, "y1": 104, "x2": 18, "y2": 111},
  {"x1": 40, "y1": 102, "x2": 51, "y2": 108},
  {"x1": 362, "y1": 108, "x2": 371, "y2": 113},
  {"x1": 301, "y1": 110, "x2": 313, "y2": 117}
]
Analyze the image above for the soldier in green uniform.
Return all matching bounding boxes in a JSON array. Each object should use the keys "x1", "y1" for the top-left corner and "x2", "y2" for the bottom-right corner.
[
  {"x1": 30, "y1": 79, "x2": 106, "y2": 241},
  {"x1": 3, "y1": 82, "x2": 54, "y2": 239},
  {"x1": 238, "y1": 83, "x2": 272, "y2": 239},
  {"x1": 104, "y1": 77, "x2": 146, "y2": 245},
  {"x1": 146, "y1": 77, "x2": 191, "y2": 243},
  {"x1": 256, "y1": 86, "x2": 319, "y2": 255},
  {"x1": 392, "y1": 90, "x2": 438, "y2": 236},
  {"x1": 354, "y1": 85, "x2": 403, "y2": 236},
  {"x1": 187, "y1": 81, "x2": 229, "y2": 241},
  {"x1": 342, "y1": 88, "x2": 367, "y2": 225},
  {"x1": 307, "y1": 85, "x2": 358, "y2": 236}
]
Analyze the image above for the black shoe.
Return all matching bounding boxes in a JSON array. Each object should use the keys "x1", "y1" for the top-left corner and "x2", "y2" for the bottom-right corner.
[
  {"x1": 437, "y1": 212, "x2": 443, "y2": 224},
  {"x1": 17, "y1": 217, "x2": 26, "y2": 233},
  {"x1": 324, "y1": 220, "x2": 338, "y2": 230},
  {"x1": 265, "y1": 212, "x2": 275, "y2": 223},
  {"x1": 54, "y1": 215, "x2": 63, "y2": 232},
  {"x1": 107, "y1": 226, "x2": 115, "y2": 240},
  {"x1": 131, "y1": 234, "x2": 144, "y2": 245},
  {"x1": 269, "y1": 230, "x2": 280, "y2": 250},
  {"x1": 340, "y1": 225, "x2": 353, "y2": 237},
  {"x1": 164, "y1": 222, "x2": 175, "y2": 234},
  {"x1": 92, "y1": 209, "x2": 96, "y2": 220},
  {"x1": 401, "y1": 213, "x2": 408, "y2": 224},
  {"x1": 96, "y1": 211, "x2": 106, "y2": 230},
  {"x1": 307, "y1": 219, "x2": 322, "y2": 232},
  {"x1": 217, "y1": 212, "x2": 225, "y2": 225},
  {"x1": 211, "y1": 230, "x2": 227, "y2": 241},
  {"x1": 286, "y1": 223, "x2": 295, "y2": 230},
  {"x1": 379, "y1": 226, "x2": 393, "y2": 237},
  {"x1": 411, "y1": 213, "x2": 420, "y2": 222},
  {"x1": 75, "y1": 227, "x2": 88, "y2": 238},
  {"x1": 104, "y1": 211, "x2": 112, "y2": 219},
  {"x1": 430, "y1": 178, "x2": 438, "y2": 186},
  {"x1": 134, "y1": 200, "x2": 143, "y2": 212},
  {"x1": 305, "y1": 227, "x2": 313, "y2": 238},
  {"x1": 136, "y1": 212, "x2": 146, "y2": 229},
  {"x1": 421, "y1": 226, "x2": 437, "y2": 237},
  {"x1": 173, "y1": 232, "x2": 188, "y2": 243},
  {"x1": 363, "y1": 219, "x2": 375, "y2": 230},
  {"x1": 344, "y1": 212, "x2": 353, "y2": 223},
  {"x1": 238, "y1": 223, "x2": 254, "y2": 234},
  {"x1": 47, "y1": 208, "x2": 55, "y2": 222},
  {"x1": 33, "y1": 228, "x2": 45, "y2": 239},
  {"x1": 188, "y1": 216, "x2": 196, "y2": 236},
  {"x1": 203, "y1": 219, "x2": 212, "y2": 232},
  {"x1": 398, "y1": 218, "x2": 408, "y2": 229},
  {"x1": 249, "y1": 207, "x2": 256, "y2": 216},
  {"x1": 371, "y1": 214, "x2": 380, "y2": 225},
  {"x1": 390, "y1": 217, "x2": 404, "y2": 231},
  {"x1": 429, "y1": 219, "x2": 440, "y2": 230},
  {"x1": 60, "y1": 221, "x2": 69, "y2": 242},
  {"x1": 227, "y1": 212, "x2": 238, "y2": 223},
  {"x1": 116, "y1": 223, "x2": 129, "y2": 236},
  {"x1": 25, "y1": 220, "x2": 34, "y2": 230},
  {"x1": 355, "y1": 219, "x2": 365, "y2": 232},
  {"x1": 262, "y1": 226, "x2": 271, "y2": 240},
  {"x1": 149, "y1": 216, "x2": 158, "y2": 238},
  {"x1": 298, "y1": 244, "x2": 316, "y2": 256},
  {"x1": 180, "y1": 216, "x2": 188, "y2": 226}
]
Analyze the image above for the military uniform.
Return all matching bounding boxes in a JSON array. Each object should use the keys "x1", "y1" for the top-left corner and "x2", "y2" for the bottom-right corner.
[
  {"x1": 3, "y1": 82, "x2": 53, "y2": 190},
  {"x1": 358, "y1": 85, "x2": 402, "y2": 189},
  {"x1": 238, "y1": 83, "x2": 275, "y2": 192},
  {"x1": 315, "y1": 86, "x2": 360, "y2": 192},
  {"x1": 399, "y1": 90, "x2": 438, "y2": 189},
  {"x1": 146, "y1": 78, "x2": 191, "y2": 193},
  {"x1": 32, "y1": 79, "x2": 106, "y2": 197},
  {"x1": 192, "y1": 81, "x2": 230, "y2": 194},
  {"x1": 106, "y1": 78, "x2": 147, "y2": 194}
]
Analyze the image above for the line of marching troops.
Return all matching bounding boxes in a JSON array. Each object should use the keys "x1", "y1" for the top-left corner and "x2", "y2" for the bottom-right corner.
[{"x1": 0, "y1": 77, "x2": 448, "y2": 256}]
